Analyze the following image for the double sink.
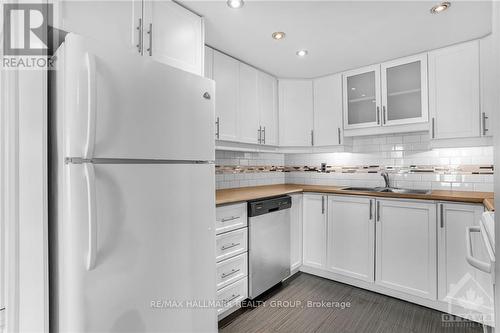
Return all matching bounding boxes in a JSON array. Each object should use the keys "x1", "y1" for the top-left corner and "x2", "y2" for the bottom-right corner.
[{"x1": 342, "y1": 187, "x2": 431, "y2": 195}]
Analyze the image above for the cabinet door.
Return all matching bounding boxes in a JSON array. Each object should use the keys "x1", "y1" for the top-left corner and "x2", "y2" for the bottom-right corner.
[
  {"x1": 480, "y1": 35, "x2": 494, "y2": 137},
  {"x1": 143, "y1": 0, "x2": 204, "y2": 76},
  {"x1": 290, "y1": 194, "x2": 303, "y2": 272},
  {"x1": 375, "y1": 199, "x2": 437, "y2": 300},
  {"x1": 327, "y1": 196, "x2": 375, "y2": 282},
  {"x1": 213, "y1": 50, "x2": 239, "y2": 141},
  {"x1": 258, "y1": 72, "x2": 279, "y2": 146},
  {"x1": 55, "y1": 0, "x2": 142, "y2": 53},
  {"x1": 438, "y1": 203, "x2": 493, "y2": 315},
  {"x1": 204, "y1": 46, "x2": 213, "y2": 79},
  {"x1": 313, "y1": 74, "x2": 343, "y2": 146},
  {"x1": 279, "y1": 80, "x2": 314, "y2": 147},
  {"x1": 302, "y1": 194, "x2": 327, "y2": 269},
  {"x1": 238, "y1": 63, "x2": 260, "y2": 144},
  {"x1": 343, "y1": 65, "x2": 381, "y2": 130},
  {"x1": 381, "y1": 54, "x2": 428, "y2": 126},
  {"x1": 428, "y1": 41, "x2": 480, "y2": 139}
]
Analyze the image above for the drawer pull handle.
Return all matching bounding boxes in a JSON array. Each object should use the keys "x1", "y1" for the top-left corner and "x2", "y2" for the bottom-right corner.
[
  {"x1": 220, "y1": 216, "x2": 239, "y2": 223},
  {"x1": 221, "y1": 242, "x2": 240, "y2": 251},
  {"x1": 221, "y1": 268, "x2": 240, "y2": 279},
  {"x1": 225, "y1": 294, "x2": 240, "y2": 303}
]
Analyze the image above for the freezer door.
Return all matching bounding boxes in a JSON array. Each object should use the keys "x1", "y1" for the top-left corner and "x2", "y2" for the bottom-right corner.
[
  {"x1": 54, "y1": 163, "x2": 216, "y2": 332},
  {"x1": 57, "y1": 33, "x2": 214, "y2": 161}
]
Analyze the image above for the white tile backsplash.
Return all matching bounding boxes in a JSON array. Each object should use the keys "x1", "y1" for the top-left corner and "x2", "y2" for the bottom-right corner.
[{"x1": 216, "y1": 132, "x2": 494, "y2": 191}]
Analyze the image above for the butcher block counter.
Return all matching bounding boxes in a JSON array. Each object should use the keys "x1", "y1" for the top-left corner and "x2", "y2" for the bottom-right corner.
[{"x1": 216, "y1": 184, "x2": 494, "y2": 210}]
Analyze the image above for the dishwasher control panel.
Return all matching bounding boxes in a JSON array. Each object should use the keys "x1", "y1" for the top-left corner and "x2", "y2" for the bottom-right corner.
[{"x1": 248, "y1": 196, "x2": 292, "y2": 217}]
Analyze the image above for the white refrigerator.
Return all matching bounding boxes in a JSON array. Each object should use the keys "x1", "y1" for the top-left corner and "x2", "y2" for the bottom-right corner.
[{"x1": 49, "y1": 33, "x2": 217, "y2": 332}]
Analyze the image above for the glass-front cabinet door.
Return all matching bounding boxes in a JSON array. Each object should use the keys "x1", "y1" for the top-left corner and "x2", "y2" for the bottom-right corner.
[
  {"x1": 343, "y1": 65, "x2": 381, "y2": 129},
  {"x1": 381, "y1": 54, "x2": 428, "y2": 126}
]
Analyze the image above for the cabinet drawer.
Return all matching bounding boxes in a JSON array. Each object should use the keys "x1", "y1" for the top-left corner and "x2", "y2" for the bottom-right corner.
[
  {"x1": 217, "y1": 277, "x2": 248, "y2": 315},
  {"x1": 216, "y1": 253, "x2": 248, "y2": 290},
  {"x1": 216, "y1": 228, "x2": 248, "y2": 262},
  {"x1": 216, "y1": 203, "x2": 247, "y2": 234}
]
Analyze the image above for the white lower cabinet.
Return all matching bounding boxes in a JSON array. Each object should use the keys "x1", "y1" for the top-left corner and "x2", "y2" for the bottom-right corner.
[
  {"x1": 375, "y1": 199, "x2": 437, "y2": 300},
  {"x1": 437, "y1": 203, "x2": 493, "y2": 319},
  {"x1": 290, "y1": 194, "x2": 303, "y2": 273},
  {"x1": 216, "y1": 277, "x2": 248, "y2": 316},
  {"x1": 327, "y1": 196, "x2": 375, "y2": 282},
  {"x1": 302, "y1": 194, "x2": 327, "y2": 270},
  {"x1": 215, "y1": 203, "x2": 249, "y2": 319}
]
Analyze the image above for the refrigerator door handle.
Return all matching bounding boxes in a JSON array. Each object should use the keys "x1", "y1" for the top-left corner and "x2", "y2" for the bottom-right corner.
[
  {"x1": 84, "y1": 163, "x2": 97, "y2": 270},
  {"x1": 84, "y1": 52, "x2": 97, "y2": 159}
]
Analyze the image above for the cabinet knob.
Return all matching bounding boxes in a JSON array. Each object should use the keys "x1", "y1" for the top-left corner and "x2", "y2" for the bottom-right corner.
[{"x1": 203, "y1": 92, "x2": 211, "y2": 100}]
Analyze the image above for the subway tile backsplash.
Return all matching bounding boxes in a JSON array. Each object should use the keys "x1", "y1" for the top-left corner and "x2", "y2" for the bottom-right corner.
[{"x1": 215, "y1": 132, "x2": 494, "y2": 192}]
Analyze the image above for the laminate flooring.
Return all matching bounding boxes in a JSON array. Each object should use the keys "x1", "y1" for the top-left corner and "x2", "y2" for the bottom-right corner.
[{"x1": 219, "y1": 273, "x2": 484, "y2": 333}]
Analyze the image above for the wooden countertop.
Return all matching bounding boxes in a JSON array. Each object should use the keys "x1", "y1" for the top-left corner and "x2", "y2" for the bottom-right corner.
[
  {"x1": 216, "y1": 184, "x2": 494, "y2": 209},
  {"x1": 483, "y1": 197, "x2": 495, "y2": 211}
]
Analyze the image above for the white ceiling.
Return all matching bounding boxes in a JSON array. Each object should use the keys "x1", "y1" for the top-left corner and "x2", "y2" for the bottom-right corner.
[{"x1": 180, "y1": 0, "x2": 492, "y2": 78}]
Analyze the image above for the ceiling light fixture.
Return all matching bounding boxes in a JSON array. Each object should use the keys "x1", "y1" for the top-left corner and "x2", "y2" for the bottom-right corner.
[
  {"x1": 430, "y1": 2, "x2": 451, "y2": 14},
  {"x1": 227, "y1": 0, "x2": 244, "y2": 9},
  {"x1": 296, "y1": 50, "x2": 308, "y2": 57},
  {"x1": 272, "y1": 32, "x2": 286, "y2": 40}
]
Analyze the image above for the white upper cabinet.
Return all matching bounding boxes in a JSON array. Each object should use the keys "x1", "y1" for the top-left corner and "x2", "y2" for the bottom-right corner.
[
  {"x1": 143, "y1": 0, "x2": 204, "y2": 76},
  {"x1": 428, "y1": 40, "x2": 480, "y2": 139},
  {"x1": 204, "y1": 46, "x2": 213, "y2": 79},
  {"x1": 375, "y1": 199, "x2": 437, "y2": 300},
  {"x1": 343, "y1": 65, "x2": 381, "y2": 130},
  {"x1": 313, "y1": 74, "x2": 343, "y2": 146},
  {"x1": 213, "y1": 50, "x2": 239, "y2": 141},
  {"x1": 258, "y1": 72, "x2": 279, "y2": 146},
  {"x1": 279, "y1": 80, "x2": 314, "y2": 147},
  {"x1": 302, "y1": 194, "x2": 327, "y2": 270},
  {"x1": 381, "y1": 54, "x2": 428, "y2": 126},
  {"x1": 238, "y1": 63, "x2": 260, "y2": 144},
  {"x1": 480, "y1": 35, "x2": 495, "y2": 137},
  {"x1": 327, "y1": 196, "x2": 375, "y2": 282},
  {"x1": 54, "y1": 0, "x2": 143, "y2": 52},
  {"x1": 343, "y1": 56, "x2": 428, "y2": 136}
]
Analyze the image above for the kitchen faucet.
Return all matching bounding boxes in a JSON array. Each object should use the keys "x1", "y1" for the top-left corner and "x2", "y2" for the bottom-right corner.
[{"x1": 381, "y1": 172, "x2": 390, "y2": 188}]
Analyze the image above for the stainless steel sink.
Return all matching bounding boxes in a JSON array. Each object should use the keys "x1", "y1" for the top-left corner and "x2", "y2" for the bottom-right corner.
[
  {"x1": 342, "y1": 187, "x2": 431, "y2": 195},
  {"x1": 377, "y1": 188, "x2": 431, "y2": 195},
  {"x1": 342, "y1": 187, "x2": 381, "y2": 192}
]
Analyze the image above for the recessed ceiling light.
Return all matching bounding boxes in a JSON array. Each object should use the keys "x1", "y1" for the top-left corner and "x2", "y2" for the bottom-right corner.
[
  {"x1": 227, "y1": 0, "x2": 244, "y2": 9},
  {"x1": 296, "y1": 50, "x2": 308, "y2": 57},
  {"x1": 272, "y1": 32, "x2": 286, "y2": 40},
  {"x1": 430, "y1": 2, "x2": 451, "y2": 14}
]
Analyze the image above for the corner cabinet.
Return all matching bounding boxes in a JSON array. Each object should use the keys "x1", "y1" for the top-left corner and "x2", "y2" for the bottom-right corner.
[
  {"x1": 343, "y1": 55, "x2": 428, "y2": 136},
  {"x1": 313, "y1": 74, "x2": 344, "y2": 146},
  {"x1": 279, "y1": 80, "x2": 314, "y2": 147},
  {"x1": 375, "y1": 199, "x2": 437, "y2": 300},
  {"x1": 302, "y1": 194, "x2": 327, "y2": 269},
  {"x1": 428, "y1": 40, "x2": 480, "y2": 139}
]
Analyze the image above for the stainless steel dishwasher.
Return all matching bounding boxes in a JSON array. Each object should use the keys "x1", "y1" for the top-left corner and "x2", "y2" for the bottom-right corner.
[{"x1": 248, "y1": 195, "x2": 291, "y2": 299}]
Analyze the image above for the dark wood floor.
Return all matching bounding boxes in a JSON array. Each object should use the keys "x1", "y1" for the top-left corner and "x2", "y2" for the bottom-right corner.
[{"x1": 219, "y1": 273, "x2": 483, "y2": 333}]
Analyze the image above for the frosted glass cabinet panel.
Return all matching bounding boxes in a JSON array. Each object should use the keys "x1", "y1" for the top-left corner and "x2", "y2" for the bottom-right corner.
[
  {"x1": 343, "y1": 65, "x2": 381, "y2": 129},
  {"x1": 381, "y1": 54, "x2": 428, "y2": 126}
]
